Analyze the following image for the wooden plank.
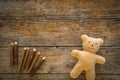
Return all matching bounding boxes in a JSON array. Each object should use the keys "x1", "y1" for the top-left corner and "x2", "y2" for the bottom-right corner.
[
  {"x1": 0, "y1": 47, "x2": 120, "y2": 74},
  {"x1": 0, "y1": 20, "x2": 119, "y2": 46},
  {"x1": 0, "y1": 0, "x2": 120, "y2": 20},
  {"x1": 0, "y1": 74, "x2": 120, "y2": 80},
  {"x1": 0, "y1": 0, "x2": 119, "y2": 80}
]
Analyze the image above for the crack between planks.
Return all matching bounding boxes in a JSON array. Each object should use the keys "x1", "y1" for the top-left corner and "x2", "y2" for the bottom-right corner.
[
  {"x1": 0, "y1": 46, "x2": 120, "y2": 49},
  {"x1": 0, "y1": 73, "x2": 120, "y2": 75}
]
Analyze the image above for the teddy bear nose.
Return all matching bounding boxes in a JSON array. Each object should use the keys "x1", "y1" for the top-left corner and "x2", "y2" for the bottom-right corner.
[{"x1": 92, "y1": 44, "x2": 94, "y2": 47}]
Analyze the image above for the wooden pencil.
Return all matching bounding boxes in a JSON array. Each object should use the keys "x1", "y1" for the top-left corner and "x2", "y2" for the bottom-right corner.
[
  {"x1": 21, "y1": 47, "x2": 30, "y2": 71},
  {"x1": 28, "y1": 51, "x2": 40, "y2": 73},
  {"x1": 18, "y1": 47, "x2": 27, "y2": 72},
  {"x1": 24, "y1": 48, "x2": 31, "y2": 70},
  {"x1": 25, "y1": 48, "x2": 37, "y2": 71},
  {"x1": 10, "y1": 43, "x2": 14, "y2": 66},
  {"x1": 30, "y1": 57, "x2": 46, "y2": 76},
  {"x1": 13, "y1": 42, "x2": 18, "y2": 66}
]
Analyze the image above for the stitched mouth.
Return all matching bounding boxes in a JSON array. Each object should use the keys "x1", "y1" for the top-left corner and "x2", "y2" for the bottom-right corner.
[{"x1": 88, "y1": 47, "x2": 94, "y2": 50}]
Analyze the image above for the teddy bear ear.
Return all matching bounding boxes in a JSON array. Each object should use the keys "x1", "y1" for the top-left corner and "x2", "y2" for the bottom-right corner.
[
  {"x1": 81, "y1": 35, "x2": 88, "y2": 41},
  {"x1": 97, "y1": 38, "x2": 104, "y2": 45}
]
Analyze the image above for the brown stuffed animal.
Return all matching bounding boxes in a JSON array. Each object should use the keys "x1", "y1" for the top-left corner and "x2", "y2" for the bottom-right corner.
[{"x1": 70, "y1": 35, "x2": 106, "y2": 80}]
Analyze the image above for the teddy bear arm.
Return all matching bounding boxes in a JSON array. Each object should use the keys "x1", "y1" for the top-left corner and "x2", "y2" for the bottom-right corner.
[
  {"x1": 71, "y1": 50, "x2": 81, "y2": 59},
  {"x1": 96, "y1": 55, "x2": 106, "y2": 64}
]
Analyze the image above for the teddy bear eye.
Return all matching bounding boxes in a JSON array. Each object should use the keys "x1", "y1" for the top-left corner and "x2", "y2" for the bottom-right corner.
[
  {"x1": 89, "y1": 41, "x2": 90, "y2": 43},
  {"x1": 95, "y1": 43, "x2": 97, "y2": 45}
]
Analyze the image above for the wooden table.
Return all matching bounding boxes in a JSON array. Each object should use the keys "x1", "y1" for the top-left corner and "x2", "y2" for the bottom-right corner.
[{"x1": 0, "y1": 0, "x2": 120, "y2": 80}]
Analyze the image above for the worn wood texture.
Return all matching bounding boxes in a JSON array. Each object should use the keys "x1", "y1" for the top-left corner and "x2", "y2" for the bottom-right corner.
[
  {"x1": 0, "y1": 20, "x2": 120, "y2": 47},
  {"x1": 0, "y1": 47, "x2": 120, "y2": 74},
  {"x1": 0, "y1": 0, "x2": 120, "y2": 20},
  {"x1": 0, "y1": 47, "x2": 120, "y2": 79},
  {"x1": 0, "y1": 0, "x2": 120, "y2": 80},
  {"x1": 0, "y1": 74, "x2": 120, "y2": 80}
]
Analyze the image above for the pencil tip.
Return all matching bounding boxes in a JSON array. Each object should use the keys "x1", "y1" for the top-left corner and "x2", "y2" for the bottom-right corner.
[
  {"x1": 33, "y1": 48, "x2": 36, "y2": 51},
  {"x1": 14, "y1": 42, "x2": 18, "y2": 44},
  {"x1": 42, "y1": 57, "x2": 46, "y2": 60},
  {"x1": 37, "y1": 51, "x2": 40, "y2": 55},
  {"x1": 24, "y1": 47, "x2": 27, "y2": 50}
]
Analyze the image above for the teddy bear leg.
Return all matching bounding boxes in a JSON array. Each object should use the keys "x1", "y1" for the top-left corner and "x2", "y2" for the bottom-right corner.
[
  {"x1": 86, "y1": 70, "x2": 95, "y2": 80},
  {"x1": 70, "y1": 63, "x2": 83, "y2": 79}
]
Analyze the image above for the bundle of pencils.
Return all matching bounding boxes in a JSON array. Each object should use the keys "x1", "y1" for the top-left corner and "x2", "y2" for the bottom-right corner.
[
  {"x1": 17, "y1": 47, "x2": 46, "y2": 76},
  {"x1": 10, "y1": 42, "x2": 18, "y2": 67},
  {"x1": 10, "y1": 42, "x2": 46, "y2": 76}
]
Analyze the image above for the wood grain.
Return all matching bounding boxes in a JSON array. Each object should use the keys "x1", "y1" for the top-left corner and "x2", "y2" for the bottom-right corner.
[
  {"x1": 0, "y1": 0, "x2": 119, "y2": 20},
  {"x1": 0, "y1": 0, "x2": 120, "y2": 79},
  {"x1": 0, "y1": 20, "x2": 120, "y2": 47},
  {"x1": 0, "y1": 74, "x2": 120, "y2": 80},
  {"x1": 0, "y1": 47, "x2": 120, "y2": 74}
]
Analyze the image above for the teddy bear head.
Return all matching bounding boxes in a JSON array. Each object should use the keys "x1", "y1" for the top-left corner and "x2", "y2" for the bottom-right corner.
[{"x1": 81, "y1": 35, "x2": 103, "y2": 53}]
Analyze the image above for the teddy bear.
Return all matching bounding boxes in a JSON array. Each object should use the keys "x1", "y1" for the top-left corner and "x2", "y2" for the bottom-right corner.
[{"x1": 70, "y1": 35, "x2": 106, "y2": 80}]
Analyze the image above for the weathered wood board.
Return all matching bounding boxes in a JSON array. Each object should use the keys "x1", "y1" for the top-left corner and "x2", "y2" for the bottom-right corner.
[
  {"x1": 0, "y1": 47, "x2": 120, "y2": 74},
  {"x1": 0, "y1": 74, "x2": 120, "y2": 80},
  {"x1": 0, "y1": 20, "x2": 120, "y2": 47},
  {"x1": 0, "y1": 47, "x2": 120, "y2": 79},
  {"x1": 0, "y1": 0, "x2": 120, "y2": 19},
  {"x1": 0, "y1": 0, "x2": 120, "y2": 80}
]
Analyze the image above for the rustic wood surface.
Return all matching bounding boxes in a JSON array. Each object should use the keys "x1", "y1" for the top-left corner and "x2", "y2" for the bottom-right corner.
[{"x1": 0, "y1": 0, "x2": 120, "y2": 80}]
